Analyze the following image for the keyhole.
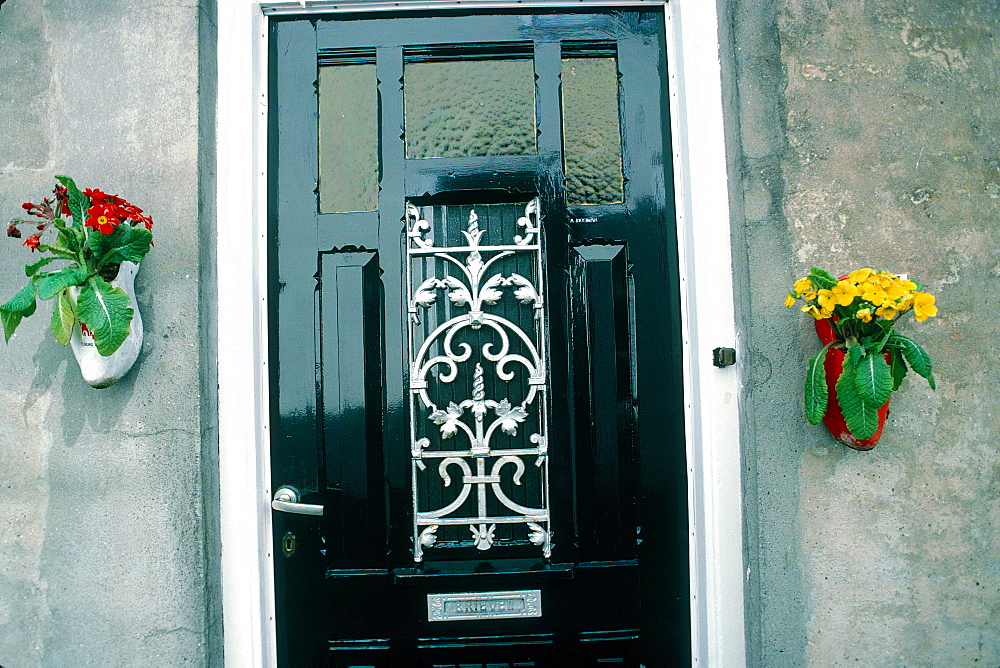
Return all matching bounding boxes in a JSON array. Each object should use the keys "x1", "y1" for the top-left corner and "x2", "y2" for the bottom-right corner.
[{"x1": 281, "y1": 531, "x2": 296, "y2": 558}]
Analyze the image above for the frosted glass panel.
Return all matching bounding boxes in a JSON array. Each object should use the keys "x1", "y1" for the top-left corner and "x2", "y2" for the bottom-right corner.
[
  {"x1": 404, "y1": 60, "x2": 537, "y2": 159},
  {"x1": 319, "y1": 64, "x2": 378, "y2": 213},
  {"x1": 561, "y1": 57, "x2": 624, "y2": 204}
]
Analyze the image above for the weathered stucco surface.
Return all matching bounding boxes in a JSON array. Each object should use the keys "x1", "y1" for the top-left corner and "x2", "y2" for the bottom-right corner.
[
  {"x1": 0, "y1": 0, "x2": 209, "y2": 665},
  {"x1": 736, "y1": 0, "x2": 1000, "y2": 664}
]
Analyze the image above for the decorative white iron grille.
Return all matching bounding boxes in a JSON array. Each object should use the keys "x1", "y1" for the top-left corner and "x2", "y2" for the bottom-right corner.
[{"x1": 406, "y1": 199, "x2": 552, "y2": 562}]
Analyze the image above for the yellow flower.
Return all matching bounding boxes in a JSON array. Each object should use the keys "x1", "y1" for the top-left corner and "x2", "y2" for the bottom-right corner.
[
  {"x1": 802, "y1": 304, "x2": 832, "y2": 320},
  {"x1": 875, "y1": 303, "x2": 898, "y2": 320},
  {"x1": 793, "y1": 277, "x2": 814, "y2": 297},
  {"x1": 847, "y1": 268, "x2": 874, "y2": 284},
  {"x1": 913, "y1": 292, "x2": 937, "y2": 321},
  {"x1": 884, "y1": 281, "x2": 907, "y2": 301},
  {"x1": 855, "y1": 308, "x2": 873, "y2": 323},
  {"x1": 859, "y1": 281, "x2": 887, "y2": 306},
  {"x1": 784, "y1": 294, "x2": 796, "y2": 308},
  {"x1": 877, "y1": 272, "x2": 900, "y2": 291},
  {"x1": 831, "y1": 281, "x2": 859, "y2": 306},
  {"x1": 817, "y1": 289, "x2": 837, "y2": 311}
]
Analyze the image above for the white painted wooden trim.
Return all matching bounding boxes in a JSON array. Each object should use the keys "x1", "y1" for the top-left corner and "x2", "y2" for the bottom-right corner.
[
  {"x1": 217, "y1": 2, "x2": 276, "y2": 667},
  {"x1": 215, "y1": 2, "x2": 746, "y2": 666},
  {"x1": 663, "y1": 2, "x2": 747, "y2": 665}
]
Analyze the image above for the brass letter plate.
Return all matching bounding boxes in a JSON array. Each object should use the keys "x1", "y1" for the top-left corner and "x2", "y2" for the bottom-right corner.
[{"x1": 427, "y1": 590, "x2": 542, "y2": 622}]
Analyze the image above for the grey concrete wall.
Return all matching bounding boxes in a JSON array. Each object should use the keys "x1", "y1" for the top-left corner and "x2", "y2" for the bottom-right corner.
[
  {"x1": 730, "y1": 0, "x2": 1000, "y2": 664},
  {"x1": 0, "y1": 0, "x2": 211, "y2": 665},
  {"x1": 196, "y1": 1, "x2": 222, "y2": 665}
]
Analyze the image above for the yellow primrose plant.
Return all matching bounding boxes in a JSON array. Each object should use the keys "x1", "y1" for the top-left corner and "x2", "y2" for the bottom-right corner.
[{"x1": 786, "y1": 267, "x2": 937, "y2": 442}]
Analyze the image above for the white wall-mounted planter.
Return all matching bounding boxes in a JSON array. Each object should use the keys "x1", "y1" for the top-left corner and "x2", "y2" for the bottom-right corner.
[{"x1": 69, "y1": 260, "x2": 144, "y2": 388}]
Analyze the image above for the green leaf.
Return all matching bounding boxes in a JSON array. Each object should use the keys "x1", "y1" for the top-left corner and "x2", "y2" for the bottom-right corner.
[
  {"x1": 0, "y1": 281, "x2": 38, "y2": 342},
  {"x1": 50, "y1": 290, "x2": 76, "y2": 346},
  {"x1": 804, "y1": 342, "x2": 833, "y2": 424},
  {"x1": 1, "y1": 311, "x2": 25, "y2": 343},
  {"x1": 863, "y1": 331, "x2": 891, "y2": 355},
  {"x1": 55, "y1": 175, "x2": 88, "y2": 229},
  {"x1": 889, "y1": 348, "x2": 908, "y2": 391},
  {"x1": 889, "y1": 333, "x2": 935, "y2": 390},
  {"x1": 836, "y1": 361, "x2": 881, "y2": 440},
  {"x1": 853, "y1": 351, "x2": 893, "y2": 407},
  {"x1": 844, "y1": 336, "x2": 864, "y2": 368},
  {"x1": 76, "y1": 277, "x2": 133, "y2": 356},
  {"x1": 36, "y1": 242, "x2": 77, "y2": 260},
  {"x1": 34, "y1": 265, "x2": 90, "y2": 300},
  {"x1": 52, "y1": 218, "x2": 82, "y2": 253},
  {"x1": 88, "y1": 224, "x2": 152, "y2": 265},
  {"x1": 808, "y1": 267, "x2": 838, "y2": 290},
  {"x1": 87, "y1": 222, "x2": 129, "y2": 257},
  {"x1": 25, "y1": 256, "x2": 63, "y2": 277},
  {"x1": 1, "y1": 281, "x2": 38, "y2": 313}
]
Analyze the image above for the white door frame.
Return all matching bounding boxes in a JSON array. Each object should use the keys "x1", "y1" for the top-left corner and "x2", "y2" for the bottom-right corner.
[{"x1": 215, "y1": 1, "x2": 746, "y2": 665}]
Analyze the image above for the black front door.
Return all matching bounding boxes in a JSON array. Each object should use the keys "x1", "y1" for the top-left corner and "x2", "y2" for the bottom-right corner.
[{"x1": 269, "y1": 9, "x2": 688, "y2": 666}]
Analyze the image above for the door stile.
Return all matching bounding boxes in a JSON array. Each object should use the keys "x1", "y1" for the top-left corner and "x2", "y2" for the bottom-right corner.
[
  {"x1": 269, "y1": 18, "x2": 328, "y2": 666},
  {"x1": 374, "y1": 45, "x2": 413, "y2": 569},
  {"x1": 618, "y1": 25, "x2": 691, "y2": 657},
  {"x1": 532, "y1": 40, "x2": 580, "y2": 568}
]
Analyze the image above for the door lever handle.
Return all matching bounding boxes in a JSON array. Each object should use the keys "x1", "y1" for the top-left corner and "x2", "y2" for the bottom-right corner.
[{"x1": 271, "y1": 486, "x2": 324, "y2": 516}]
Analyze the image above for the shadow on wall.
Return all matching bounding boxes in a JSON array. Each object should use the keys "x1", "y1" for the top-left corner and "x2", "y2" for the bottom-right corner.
[{"x1": 26, "y1": 334, "x2": 140, "y2": 444}]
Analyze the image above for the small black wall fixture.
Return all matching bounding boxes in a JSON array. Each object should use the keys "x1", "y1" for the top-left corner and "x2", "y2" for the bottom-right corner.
[{"x1": 713, "y1": 347, "x2": 737, "y2": 367}]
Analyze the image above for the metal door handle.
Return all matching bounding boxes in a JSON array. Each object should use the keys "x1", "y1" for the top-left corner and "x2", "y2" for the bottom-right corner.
[{"x1": 271, "y1": 486, "x2": 323, "y2": 516}]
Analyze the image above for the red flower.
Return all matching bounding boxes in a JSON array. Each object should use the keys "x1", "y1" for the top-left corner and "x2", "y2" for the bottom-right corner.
[
  {"x1": 54, "y1": 185, "x2": 71, "y2": 216},
  {"x1": 85, "y1": 203, "x2": 120, "y2": 235},
  {"x1": 121, "y1": 202, "x2": 143, "y2": 221},
  {"x1": 7, "y1": 224, "x2": 21, "y2": 238},
  {"x1": 23, "y1": 235, "x2": 40, "y2": 251},
  {"x1": 84, "y1": 188, "x2": 110, "y2": 202},
  {"x1": 21, "y1": 198, "x2": 56, "y2": 219},
  {"x1": 85, "y1": 188, "x2": 126, "y2": 208},
  {"x1": 115, "y1": 201, "x2": 153, "y2": 230}
]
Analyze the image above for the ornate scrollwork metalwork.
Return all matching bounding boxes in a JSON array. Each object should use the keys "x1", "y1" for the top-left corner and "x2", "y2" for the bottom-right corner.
[{"x1": 406, "y1": 199, "x2": 552, "y2": 561}]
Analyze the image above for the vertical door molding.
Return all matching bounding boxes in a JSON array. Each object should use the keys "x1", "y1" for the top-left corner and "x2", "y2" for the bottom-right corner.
[{"x1": 215, "y1": 1, "x2": 745, "y2": 666}]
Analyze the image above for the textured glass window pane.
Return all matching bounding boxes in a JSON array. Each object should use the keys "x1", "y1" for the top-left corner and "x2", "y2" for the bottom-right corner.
[
  {"x1": 404, "y1": 60, "x2": 537, "y2": 159},
  {"x1": 561, "y1": 58, "x2": 624, "y2": 204},
  {"x1": 319, "y1": 64, "x2": 378, "y2": 213}
]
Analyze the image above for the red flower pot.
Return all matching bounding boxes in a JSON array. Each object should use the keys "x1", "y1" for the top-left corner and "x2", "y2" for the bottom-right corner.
[{"x1": 814, "y1": 318, "x2": 890, "y2": 450}]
